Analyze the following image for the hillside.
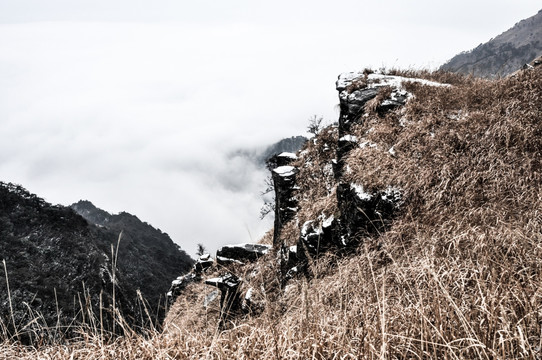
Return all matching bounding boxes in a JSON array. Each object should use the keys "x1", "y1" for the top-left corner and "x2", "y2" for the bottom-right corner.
[
  {"x1": 440, "y1": 9, "x2": 542, "y2": 77},
  {"x1": 2, "y1": 65, "x2": 542, "y2": 357},
  {"x1": 70, "y1": 200, "x2": 194, "y2": 324},
  {"x1": 0, "y1": 185, "x2": 193, "y2": 343},
  {"x1": 166, "y1": 66, "x2": 542, "y2": 358}
]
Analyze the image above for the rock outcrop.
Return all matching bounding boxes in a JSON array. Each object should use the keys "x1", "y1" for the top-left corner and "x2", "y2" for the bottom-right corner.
[
  {"x1": 267, "y1": 153, "x2": 299, "y2": 248},
  {"x1": 166, "y1": 70, "x2": 451, "y2": 328},
  {"x1": 204, "y1": 273, "x2": 242, "y2": 326},
  {"x1": 167, "y1": 243, "x2": 268, "y2": 325},
  {"x1": 216, "y1": 243, "x2": 271, "y2": 263}
]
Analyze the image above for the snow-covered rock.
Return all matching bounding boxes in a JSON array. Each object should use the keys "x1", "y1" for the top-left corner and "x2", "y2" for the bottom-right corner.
[
  {"x1": 217, "y1": 243, "x2": 271, "y2": 262},
  {"x1": 267, "y1": 152, "x2": 300, "y2": 247},
  {"x1": 205, "y1": 273, "x2": 241, "y2": 290},
  {"x1": 273, "y1": 165, "x2": 297, "y2": 177},
  {"x1": 194, "y1": 253, "x2": 214, "y2": 273},
  {"x1": 277, "y1": 152, "x2": 298, "y2": 160},
  {"x1": 167, "y1": 272, "x2": 199, "y2": 305},
  {"x1": 216, "y1": 256, "x2": 245, "y2": 266}
]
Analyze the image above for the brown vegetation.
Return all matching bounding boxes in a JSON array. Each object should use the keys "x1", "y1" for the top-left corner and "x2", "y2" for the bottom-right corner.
[{"x1": 2, "y1": 67, "x2": 542, "y2": 358}]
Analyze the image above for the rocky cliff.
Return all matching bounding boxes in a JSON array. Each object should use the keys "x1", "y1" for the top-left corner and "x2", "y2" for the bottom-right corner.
[
  {"x1": 164, "y1": 63, "x2": 542, "y2": 357},
  {"x1": 440, "y1": 9, "x2": 542, "y2": 77},
  {"x1": 165, "y1": 69, "x2": 455, "y2": 326}
]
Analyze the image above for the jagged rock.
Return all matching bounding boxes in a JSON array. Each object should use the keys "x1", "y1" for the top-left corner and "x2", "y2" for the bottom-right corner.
[
  {"x1": 267, "y1": 153, "x2": 299, "y2": 247},
  {"x1": 205, "y1": 273, "x2": 242, "y2": 327},
  {"x1": 216, "y1": 243, "x2": 271, "y2": 263},
  {"x1": 286, "y1": 245, "x2": 298, "y2": 268},
  {"x1": 379, "y1": 88, "x2": 409, "y2": 111},
  {"x1": 336, "y1": 72, "x2": 378, "y2": 177},
  {"x1": 267, "y1": 152, "x2": 299, "y2": 169},
  {"x1": 336, "y1": 72, "x2": 448, "y2": 138},
  {"x1": 194, "y1": 253, "x2": 214, "y2": 273},
  {"x1": 298, "y1": 216, "x2": 337, "y2": 255},
  {"x1": 334, "y1": 72, "x2": 446, "y2": 240},
  {"x1": 337, "y1": 183, "x2": 402, "y2": 244},
  {"x1": 336, "y1": 135, "x2": 359, "y2": 179},
  {"x1": 521, "y1": 55, "x2": 542, "y2": 71},
  {"x1": 285, "y1": 266, "x2": 298, "y2": 281},
  {"x1": 216, "y1": 256, "x2": 245, "y2": 266},
  {"x1": 339, "y1": 87, "x2": 379, "y2": 132},
  {"x1": 295, "y1": 214, "x2": 339, "y2": 275},
  {"x1": 205, "y1": 273, "x2": 241, "y2": 291},
  {"x1": 167, "y1": 272, "x2": 200, "y2": 306},
  {"x1": 276, "y1": 152, "x2": 298, "y2": 164}
]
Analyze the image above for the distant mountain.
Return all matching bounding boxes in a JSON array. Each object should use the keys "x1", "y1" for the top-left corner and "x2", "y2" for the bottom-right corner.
[
  {"x1": 230, "y1": 136, "x2": 307, "y2": 167},
  {"x1": 440, "y1": 9, "x2": 542, "y2": 77},
  {"x1": 0, "y1": 183, "x2": 192, "y2": 341},
  {"x1": 70, "y1": 200, "x2": 194, "y2": 322},
  {"x1": 257, "y1": 136, "x2": 307, "y2": 165}
]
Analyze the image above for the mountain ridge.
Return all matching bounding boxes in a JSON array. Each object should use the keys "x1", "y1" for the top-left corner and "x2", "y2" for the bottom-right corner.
[
  {"x1": 0, "y1": 182, "x2": 193, "y2": 341},
  {"x1": 440, "y1": 8, "x2": 542, "y2": 77}
]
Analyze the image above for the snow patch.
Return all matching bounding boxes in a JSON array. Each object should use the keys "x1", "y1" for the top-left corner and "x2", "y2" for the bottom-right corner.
[
  {"x1": 301, "y1": 220, "x2": 322, "y2": 237},
  {"x1": 322, "y1": 214, "x2": 334, "y2": 228},
  {"x1": 336, "y1": 71, "x2": 364, "y2": 91},
  {"x1": 278, "y1": 152, "x2": 298, "y2": 160},
  {"x1": 381, "y1": 186, "x2": 403, "y2": 204},
  {"x1": 388, "y1": 146, "x2": 396, "y2": 156},
  {"x1": 367, "y1": 73, "x2": 451, "y2": 89},
  {"x1": 216, "y1": 256, "x2": 244, "y2": 265},
  {"x1": 360, "y1": 141, "x2": 378, "y2": 149},
  {"x1": 339, "y1": 135, "x2": 358, "y2": 143},
  {"x1": 198, "y1": 253, "x2": 211, "y2": 261},
  {"x1": 273, "y1": 166, "x2": 296, "y2": 177},
  {"x1": 351, "y1": 183, "x2": 373, "y2": 201},
  {"x1": 245, "y1": 287, "x2": 254, "y2": 301}
]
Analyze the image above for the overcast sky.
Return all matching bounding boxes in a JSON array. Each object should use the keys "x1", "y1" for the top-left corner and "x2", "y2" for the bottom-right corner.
[{"x1": 1, "y1": 1, "x2": 541, "y2": 257}]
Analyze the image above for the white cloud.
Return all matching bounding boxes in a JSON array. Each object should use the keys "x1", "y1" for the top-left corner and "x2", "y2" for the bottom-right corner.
[{"x1": 0, "y1": 1, "x2": 541, "y2": 256}]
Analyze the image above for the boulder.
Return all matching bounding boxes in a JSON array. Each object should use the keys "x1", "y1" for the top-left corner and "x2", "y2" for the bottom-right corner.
[
  {"x1": 205, "y1": 273, "x2": 242, "y2": 327},
  {"x1": 295, "y1": 214, "x2": 339, "y2": 274},
  {"x1": 216, "y1": 243, "x2": 271, "y2": 263},
  {"x1": 216, "y1": 256, "x2": 245, "y2": 266},
  {"x1": 167, "y1": 272, "x2": 199, "y2": 306},
  {"x1": 337, "y1": 183, "x2": 402, "y2": 243},
  {"x1": 194, "y1": 253, "x2": 214, "y2": 273}
]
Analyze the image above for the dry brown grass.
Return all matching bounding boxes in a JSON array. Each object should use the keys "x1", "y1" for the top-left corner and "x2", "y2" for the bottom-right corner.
[
  {"x1": 2, "y1": 67, "x2": 542, "y2": 358},
  {"x1": 294, "y1": 125, "x2": 339, "y2": 230}
]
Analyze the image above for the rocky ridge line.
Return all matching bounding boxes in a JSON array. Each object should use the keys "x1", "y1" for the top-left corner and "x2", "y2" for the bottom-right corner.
[{"x1": 166, "y1": 70, "x2": 450, "y2": 325}]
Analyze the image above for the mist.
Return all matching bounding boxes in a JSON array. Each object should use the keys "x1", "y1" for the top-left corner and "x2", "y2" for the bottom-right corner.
[{"x1": 1, "y1": 2, "x2": 541, "y2": 256}]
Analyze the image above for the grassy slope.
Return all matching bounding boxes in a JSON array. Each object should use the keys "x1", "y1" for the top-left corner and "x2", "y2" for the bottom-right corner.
[{"x1": 2, "y1": 67, "x2": 542, "y2": 359}]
